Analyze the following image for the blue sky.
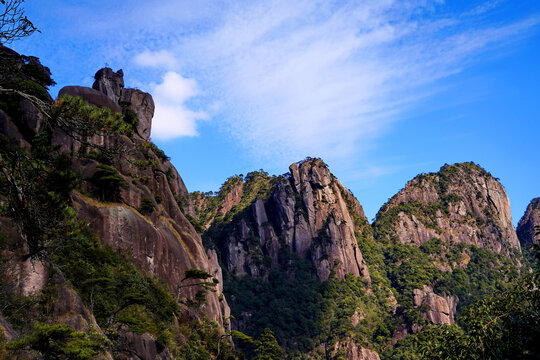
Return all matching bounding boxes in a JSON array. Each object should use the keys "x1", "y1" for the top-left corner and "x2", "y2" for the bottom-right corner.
[{"x1": 10, "y1": 0, "x2": 540, "y2": 224}]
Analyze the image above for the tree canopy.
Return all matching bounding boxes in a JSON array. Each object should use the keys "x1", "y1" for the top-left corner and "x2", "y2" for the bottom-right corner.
[{"x1": 0, "y1": 0, "x2": 39, "y2": 44}]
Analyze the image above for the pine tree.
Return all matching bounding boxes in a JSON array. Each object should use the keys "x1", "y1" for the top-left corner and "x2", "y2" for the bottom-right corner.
[{"x1": 253, "y1": 328, "x2": 284, "y2": 360}]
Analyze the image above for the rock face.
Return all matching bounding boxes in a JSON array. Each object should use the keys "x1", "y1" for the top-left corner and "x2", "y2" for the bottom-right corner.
[
  {"x1": 58, "y1": 123, "x2": 227, "y2": 329},
  {"x1": 58, "y1": 85, "x2": 122, "y2": 113},
  {"x1": 413, "y1": 285, "x2": 458, "y2": 324},
  {"x1": 119, "y1": 88, "x2": 154, "y2": 139},
  {"x1": 517, "y1": 198, "x2": 540, "y2": 251},
  {"x1": 59, "y1": 67, "x2": 154, "y2": 139},
  {"x1": 202, "y1": 159, "x2": 370, "y2": 283},
  {"x1": 332, "y1": 341, "x2": 381, "y2": 360},
  {"x1": 92, "y1": 67, "x2": 124, "y2": 103},
  {"x1": 0, "y1": 49, "x2": 229, "y2": 335},
  {"x1": 375, "y1": 163, "x2": 520, "y2": 255}
]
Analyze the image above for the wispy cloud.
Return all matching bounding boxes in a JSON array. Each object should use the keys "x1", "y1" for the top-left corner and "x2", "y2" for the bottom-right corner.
[
  {"x1": 155, "y1": 1, "x2": 536, "y2": 164},
  {"x1": 134, "y1": 50, "x2": 178, "y2": 70},
  {"x1": 116, "y1": 1, "x2": 537, "y2": 162}
]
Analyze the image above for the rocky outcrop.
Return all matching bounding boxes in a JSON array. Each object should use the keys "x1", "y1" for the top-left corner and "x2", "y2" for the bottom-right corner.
[
  {"x1": 517, "y1": 198, "x2": 540, "y2": 251},
  {"x1": 118, "y1": 88, "x2": 154, "y2": 139},
  {"x1": 93, "y1": 68, "x2": 124, "y2": 103},
  {"x1": 58, "y1": 85, "x2": 122, "y2": 113},
  {"x1": 59, "y1": 67, "x2": 154, "y2": 139},
  {"x1": 202, "y1": 159, "x2": 370, "y2": 282},
  {"x1": 332, "y1": 341, "x2": 380, "y2": 360},
  {"x1": 375, "y1": 163, "x2": 520, "y2": 255},
  {"x1": 413, "y1": 285, "x2": 458, "y2": 324},
  {"x1": 1, "y1": 49, "x2": 229, "y2": 333}
]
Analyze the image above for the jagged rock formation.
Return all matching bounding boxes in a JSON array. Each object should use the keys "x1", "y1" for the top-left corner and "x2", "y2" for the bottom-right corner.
[
  {"x1": 1, "y1": 47, "x2": 232, "y2": 358},
  {"x1": 199, "y1": 159, "x2": 370, "y2": 283},
  {"x1": 517, "y1": 198, "x2": 540, "y2": 252},
  {"x1": 413, "y1": 285, "x2": 458, "y2": 324},
  {"x1": 60, "y1": 67, "x2": 154, "y2": 139},
  {"x1": 92, "y1": 68, "x2": 124, "y2": 103},
  {"x1": 59, "y1": 85, "x2": 122, "y2": 113},
  {"x1": 375, "y1": 162, "x2": 520, "y2": 255},
  {"x1": 332, "y1": 341, "x2": 381, "y2": 360},
  {"x1": 57, "y1": 69, "x2": 228, "y2": 329},
  {"x1": 194, "y1": 160, "x2": 383, "y2": 358},
  {"x1": 93, "y1": 68, "x2": 154, "y2": 139}
]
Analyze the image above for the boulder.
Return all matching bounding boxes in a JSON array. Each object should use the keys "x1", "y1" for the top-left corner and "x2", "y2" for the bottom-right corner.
[
  {"x1": 119, "y1": 88, "x2": 154, "y2": 139},
  {"x1": 58, "y1": 85, "x2": 122, "y2": 113},
  {"x1": 413, "y1": 285, "x2": 458, "y2": 324},
  {"x1": 92, "y1": 68, "x2": 124, "y2": 103}
]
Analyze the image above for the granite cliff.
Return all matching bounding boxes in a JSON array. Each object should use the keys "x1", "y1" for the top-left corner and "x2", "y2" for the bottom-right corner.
[
  {"x1": 0, "y1": 44, "x2": 530, "y2": 360},
  {"x1": 195, "y1": 161, "x2": 524, "y2": 358},
  {"x1": 517, "y1": 197, "x2": 540, "y2": 256},
  {"x1": 197, "y1": 159, "x2": 370, "y2": 283},
  {"x1": 374, "y1": 162, "x2": 520, "y2": 254},
  {"x1": 0, "y1": 46, "x2": 233, "y2": 359}
]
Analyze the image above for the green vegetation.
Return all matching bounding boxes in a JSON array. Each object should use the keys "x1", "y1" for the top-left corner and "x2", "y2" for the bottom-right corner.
[
  {"x1": 92, "y1": 164, "x2": 128, "y2": 201},
  {"x1": 192, "y1": 170, "x2": 277, "y2": 231},
  {"x1": 53, "y1": 95, "x2": 134, "y2": 136},
  {"x1": 141, "y1": 140, "x2": 170, "y2": 162},
  {"x1": 140, "y1": 196, "x2": 155, "y2": 214},
  {"x1": 6, "y1": 323, "x2": 110, "y2": 360},
  {"x1": 386, "y1": 247, "x2": 540, "y2": 360},
  {"x1": 253, "y1": 328, "x2": 284, "y2": 360}
]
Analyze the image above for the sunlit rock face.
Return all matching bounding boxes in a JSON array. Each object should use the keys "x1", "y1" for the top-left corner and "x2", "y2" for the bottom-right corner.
[
  {"x1": 375, "y1": 162, "x2": 520, "y2": 256},
  {"x1": 0, "y1": 51, "x2": 230, "y2": 332},
  {"x1": 413, "y1": 285, "x2": 458, "y2": 324},
  {"x1": 197, "y1": 158, "x2": 371, "y2": 283}
]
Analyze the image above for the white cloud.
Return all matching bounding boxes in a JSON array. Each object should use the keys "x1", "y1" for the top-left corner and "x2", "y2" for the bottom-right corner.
[
  {"x1": 151, "y1": 72, "x2": 208, "y2": 140},
  {"x1": 117, "y1": 1, "x2": 537, "y2": 162},
  {"x1": 134, "y1": 50, "x2": 178, "y2": 69},
  {"x1": 159, "y1": 0, "x2": 537, "y2": 164}
]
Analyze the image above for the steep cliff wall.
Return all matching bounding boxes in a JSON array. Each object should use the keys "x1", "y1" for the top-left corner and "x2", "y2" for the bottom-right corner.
[
  {"x1": 199, "y1": 159, "x2": 370, "y2": 283},
  {"x1": 0, "y1": 46, "x2": 233, "y2": 359},
  {"x1": 194, "y1": 159, "x2": 387, "y2": 357},
  {"x1": 374, "y1": 162, "x2": 520, "y2": 255},
  {"x1": 517, "y1": 197, "x2": 540, "y2": 255},
  {"x1": 373, "y1": 162, "x2": 522, "y2": 339}
]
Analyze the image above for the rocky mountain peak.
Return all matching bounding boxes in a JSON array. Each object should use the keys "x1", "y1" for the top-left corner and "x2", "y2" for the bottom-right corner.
[
  {"x1": 375, "y1": 162, "x2": 520, "y2": 255},
  {"x1": 0, "y1": 48, "x2": 231, "y2": 357},
  {"x1": 198, "y1": 157, "x2": 370, "y2": 282},
  {"x1": 517, "y1": 197, "x2": 540, "y2": 253},
  {"x1": 92, "y1": 67, "x2": 124, "y2": 103},
  {"x1": 59, "y1": 67, "x2": 154, "y2": 139}
]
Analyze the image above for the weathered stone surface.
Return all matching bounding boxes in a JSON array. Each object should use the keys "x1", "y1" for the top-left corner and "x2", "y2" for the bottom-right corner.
[
  {"x1": 413, "y1": 285, "x2": 458, "y2": 324},
  {"x1": 203, "y1": 159, "x2": 370, "y2": 283},
  {"x1": 220, "y1": 181, "x2": 243, "y2": 216},
  {"x1": 93, "y1": 68, "x2": 124, "y2": 103},
  {"x1": 48, "y1": 271, "x2": 104, "y2": 332},
  {"x1": 119, "y1": 88, "x2": 154, "y2": 139},
  {"x1": 0, "y1": 315, "x2": 17, "y2": 342},
  {"x1": 517, "y1": 197, "x2": 540, "y2": 251},
  {"x1": 332, "y1": 340, "x2": 380, "y2": 360},
  {"x1": 72, "y1": 191, "x2": 227, "y2": 329},
  {"x1": 58, "y1": 85, "x2": 122, "y2": 113},
  {"x1": 114, "y1": 326, "x2": 173, "y2": 360},
  {"x1": 377, "y1": 163, "x2": 520, "y2": 255}
]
